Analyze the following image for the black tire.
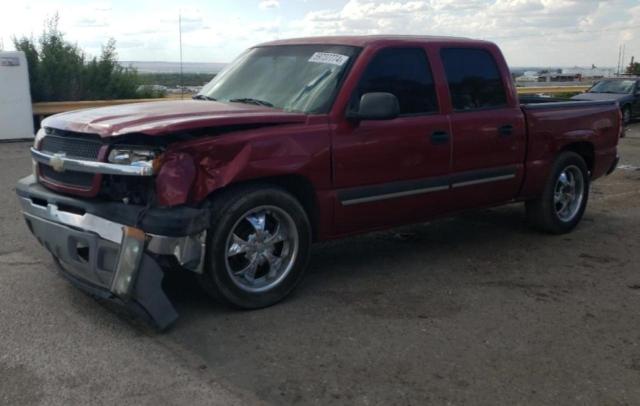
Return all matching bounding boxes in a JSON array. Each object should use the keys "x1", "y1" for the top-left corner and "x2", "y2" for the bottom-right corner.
[
  {"x1": 197, "y1": 184, "x2": 311, "y2": 309},
  {"x1": 526, "y1": 152, "x2": 590, "y2": 234}
]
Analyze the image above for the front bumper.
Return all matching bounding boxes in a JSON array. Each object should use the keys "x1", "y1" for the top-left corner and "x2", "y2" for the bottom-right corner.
[{"x1": 16, "y1": 176, "x2": 210, "y2": 330}]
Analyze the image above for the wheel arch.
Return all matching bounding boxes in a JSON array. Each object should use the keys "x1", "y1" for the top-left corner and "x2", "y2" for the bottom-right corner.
[
  {"x1": 204, "y1": 174, "x2": 321, "y2": 241},
  {"x1": 559, "y1": 141, "x2": 595, "y2": 175}
]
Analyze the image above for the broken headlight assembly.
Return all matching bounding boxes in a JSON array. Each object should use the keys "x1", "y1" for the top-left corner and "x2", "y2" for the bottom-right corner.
[
  {"x1": 107, "y1": 146, "x2": 165, "y2": 175},
  {"x1": 102, "y1": 146, "x2": 165, "y2": 204},
  {"x1": 108, "y1": 147, "x2": 161, "y2": 165}
]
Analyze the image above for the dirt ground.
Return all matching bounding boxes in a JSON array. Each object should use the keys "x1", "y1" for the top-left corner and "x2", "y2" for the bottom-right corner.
[{"x1": 1, "y1": 124, "x2": 639, "y2": 405}]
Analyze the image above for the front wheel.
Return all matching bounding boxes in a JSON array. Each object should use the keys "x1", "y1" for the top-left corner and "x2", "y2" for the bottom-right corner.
[
  {"x1": 526, "y1": 152, "x2": 590, "y2": 234},
  {"x1": 198, "y1": 185, "x2": 311, "y2": 309}
]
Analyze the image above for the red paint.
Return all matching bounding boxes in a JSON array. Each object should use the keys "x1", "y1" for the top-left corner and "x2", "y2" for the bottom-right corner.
[
  {"x1": 155, "y1": 152, "x2": 196, "y2": 206},
  {"x1": 42, "y1": 100, "x2": 307, "y2": 137},
  {"x1": 37, "y1": 36, "x2": 621, "y2": 240}
]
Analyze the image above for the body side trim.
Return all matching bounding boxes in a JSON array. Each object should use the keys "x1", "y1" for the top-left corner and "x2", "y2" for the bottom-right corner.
[{"x1": 337, "y1": 166, "x2": 518, "y2": 206}]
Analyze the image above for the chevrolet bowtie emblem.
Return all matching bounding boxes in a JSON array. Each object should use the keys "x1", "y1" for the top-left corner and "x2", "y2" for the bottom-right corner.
[{"x1": 50, "y1": 153, "x2": 66, "y2": 172}]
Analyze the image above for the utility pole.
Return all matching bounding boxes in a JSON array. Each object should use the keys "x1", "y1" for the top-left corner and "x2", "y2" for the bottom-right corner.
[{"x1": 617, "y1": 44, "x2": 622, "y2": 76}]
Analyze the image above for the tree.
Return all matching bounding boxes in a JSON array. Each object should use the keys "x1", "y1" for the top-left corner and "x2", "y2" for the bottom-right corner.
[
  {"x1": 13, "y1": 15, "x2": 156, "y2": 102},
  {"x1": 13, "y1": 36, "x2": 42, "y2": 100},
  {"x1": 626, "y1": 57, "x2": 640, "y2": 75},
  {"x1": 83, "y1": 39, "x2": 141, "y2": 99}
]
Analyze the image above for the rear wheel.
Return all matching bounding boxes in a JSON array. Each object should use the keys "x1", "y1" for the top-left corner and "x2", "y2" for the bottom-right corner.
[
  {"x1": 526, "y1": 152, "x2": 589, "y2": 234},
  {"x1": 198, "y1": 185, "x2": 311, "y2": 309}
]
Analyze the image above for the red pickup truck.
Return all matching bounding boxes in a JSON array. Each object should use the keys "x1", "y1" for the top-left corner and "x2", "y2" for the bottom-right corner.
[{"x1": 17, "y1": 36, "x2": 621, "y2": 328}]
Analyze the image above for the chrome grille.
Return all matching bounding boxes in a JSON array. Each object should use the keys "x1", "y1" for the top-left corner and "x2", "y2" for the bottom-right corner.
[
  {"x1": 39, "y1": 164, "x2": 95, "y2": 188},
  {"x1": 41, "y1": 135, "x2": 102, "y2": 161},
  {"x1": 38, "y1": 130, "x2": 104, "y2": 191}
]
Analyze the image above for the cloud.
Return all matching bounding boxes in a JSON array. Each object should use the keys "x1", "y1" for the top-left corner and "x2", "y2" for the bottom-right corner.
[
  {"x1": 259, "y1": 0, "x2": 280, "y2": 10},
  {"x1": 74, "y1": 17, "x2": 108, "y2": 28},
  {"x1": 1, "y1": 0, "x2": 638, "y2": 67},
  {"x1": 285, "y1": 0, "x2": 639, "y2": 66}
]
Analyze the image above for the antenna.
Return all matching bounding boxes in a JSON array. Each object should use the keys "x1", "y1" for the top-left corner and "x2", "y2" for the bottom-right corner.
[{"x1": 179, "y1": 12, "x2": 184, "y2": 99}]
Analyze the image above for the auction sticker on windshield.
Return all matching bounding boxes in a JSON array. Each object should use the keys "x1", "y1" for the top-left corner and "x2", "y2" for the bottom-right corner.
[{"x1": 308, "y1": 52, "x2": 349, "y2": 66}]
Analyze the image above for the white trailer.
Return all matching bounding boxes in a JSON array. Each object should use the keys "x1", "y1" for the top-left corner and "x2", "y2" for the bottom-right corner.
[{"x1": 0, "y1": 51, "x2": 34, "y2": 140}]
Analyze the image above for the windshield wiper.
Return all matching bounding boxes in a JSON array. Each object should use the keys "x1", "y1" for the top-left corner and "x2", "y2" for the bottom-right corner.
[
  {"x1": 229, "y1": 98, "x2": 274, "y2": 107},
  {"x1": 290, "y1": 69, "x2": 332, "y2": 106},
  {"x1": 192, "y1": 94, "x2": 217, "y2": 101}
]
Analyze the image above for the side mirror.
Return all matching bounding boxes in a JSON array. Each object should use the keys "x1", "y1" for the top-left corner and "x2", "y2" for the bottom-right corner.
[{"x1": 348, "y1": 92, "x2": 400, "y2": 121}]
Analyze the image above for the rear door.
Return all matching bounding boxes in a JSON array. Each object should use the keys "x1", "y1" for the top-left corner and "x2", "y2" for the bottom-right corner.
[
  {"x1": 331, "y1": 46, "x2": 451, "y2": 234},
  {"x1": 440, "y1": 47, "x2": 527, "y2": 210}
]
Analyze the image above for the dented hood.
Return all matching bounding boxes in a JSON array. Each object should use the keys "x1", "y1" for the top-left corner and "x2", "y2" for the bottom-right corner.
[{"x1": 41, "y1": 100, "x2": 308, "y2": 137}]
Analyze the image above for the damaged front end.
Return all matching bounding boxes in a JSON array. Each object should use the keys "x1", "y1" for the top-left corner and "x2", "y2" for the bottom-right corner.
[
  {"x1": 18, "y1": 129, "x2": 209, "y2": 330},
  {"x1": 17, "y1": 176, "x2": 208, "y2": 330}
]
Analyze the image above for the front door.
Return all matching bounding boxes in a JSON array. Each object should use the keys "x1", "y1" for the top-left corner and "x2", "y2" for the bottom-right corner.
[{"x1": 332, "y1": 47, "x2": 451, "y2": 234}]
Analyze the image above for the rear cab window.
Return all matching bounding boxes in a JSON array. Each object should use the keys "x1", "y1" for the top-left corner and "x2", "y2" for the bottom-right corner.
[
  {"x1": 351, "y1": 47, "x2": 439, "y2": 115},
  {"x1": 441, "y1": 48, "x2": 508, "y2": 111}
]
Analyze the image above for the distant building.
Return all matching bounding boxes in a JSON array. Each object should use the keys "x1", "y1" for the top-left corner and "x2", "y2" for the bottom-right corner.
[
  {"x1": 136, "y1": 84, "x2": 168, "y2": 93},
  {"x1": 537, "y1": 70, "x2": 580, "y2": 83},
  {"x1": 515, "y1": 66, "x2": 615, "y2": 84},
  {"x1": 561, "y1": 66, "x2": 614, "y2": 79},
  {"x1": 516, "y1": 73, "x2": 540, "y2": 82}
]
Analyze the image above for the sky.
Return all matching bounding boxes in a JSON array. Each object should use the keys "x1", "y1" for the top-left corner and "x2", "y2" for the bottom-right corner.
[{"x1": 1, "y1": 0, "x2": 639, "y2": 67}]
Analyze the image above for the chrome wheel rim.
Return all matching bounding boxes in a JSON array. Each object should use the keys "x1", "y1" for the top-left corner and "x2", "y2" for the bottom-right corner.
[
  {"x1": 553, "y1": 165, "x2": 585, "y2": 222},
  {"x1": 224, "y1": 205, "x2": 298, "y2": 293},
  {"x1": 623, "y1": 108, "x2": 631, "y2": 124}
]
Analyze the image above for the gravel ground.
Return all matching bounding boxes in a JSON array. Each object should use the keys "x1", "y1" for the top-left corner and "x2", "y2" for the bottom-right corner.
[{"x1": 1, "y1": 124, "x2": 639, "y2": 405}]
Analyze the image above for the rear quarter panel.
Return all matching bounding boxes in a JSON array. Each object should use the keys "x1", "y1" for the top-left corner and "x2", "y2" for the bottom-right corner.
[{"x1": 519, "y1": 103, "x2": 620, "y2": 199}]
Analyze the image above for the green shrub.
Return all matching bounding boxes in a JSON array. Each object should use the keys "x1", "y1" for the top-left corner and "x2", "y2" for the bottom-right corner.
[{"x1": 13, "y1": 15, "x2": 157, "y2": 102}]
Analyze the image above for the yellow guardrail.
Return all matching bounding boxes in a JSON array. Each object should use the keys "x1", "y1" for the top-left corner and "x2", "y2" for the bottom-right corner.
[
  {"x1": 516, "y1": 86, "x2": 589, "y2": 95},
  {"x1": 32, "y1": 87, "x2": 590, "y2": 116},
  {"x1": 32, "y1": 94, "x2": 185, "y2": 116}
]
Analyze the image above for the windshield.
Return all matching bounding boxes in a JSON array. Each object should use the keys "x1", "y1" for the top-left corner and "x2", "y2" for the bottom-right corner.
[
  {"x1": 589, "y1": 80, "x2": 635, "y2": 94},
  {"x1": 198, "y1": 45, "x2": 359, "y2": 114}
]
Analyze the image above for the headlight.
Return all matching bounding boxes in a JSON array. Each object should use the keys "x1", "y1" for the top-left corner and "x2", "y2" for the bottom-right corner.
[{"x1": 108, "y1": 147, "x2": 160, "y2": 165}]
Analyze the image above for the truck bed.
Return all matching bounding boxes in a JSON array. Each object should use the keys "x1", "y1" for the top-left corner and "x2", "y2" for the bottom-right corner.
[{"x1": 517, "y1": 96, "x2": 621, "y2": 200}]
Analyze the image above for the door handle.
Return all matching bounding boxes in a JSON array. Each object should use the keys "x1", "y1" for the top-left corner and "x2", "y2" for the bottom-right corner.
[
  {"x1": 498, "y1": 125, "x2": 514, "y2": 137},
  {"x1": 431, "y1": 131, "x2": 450, "y2": 145}
]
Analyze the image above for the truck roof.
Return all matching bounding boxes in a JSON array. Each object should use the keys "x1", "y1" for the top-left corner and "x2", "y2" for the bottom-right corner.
[{"x1": 258, "y1": 35, "x2": 494, "y2": 48}]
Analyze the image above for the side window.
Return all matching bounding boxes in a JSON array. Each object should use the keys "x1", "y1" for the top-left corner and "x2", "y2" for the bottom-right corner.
[
  {"x1": 441, "y1": 48, "x2": 507, "y2": 111},
  {"x1": 352, "y1": 48, "x2": 438, "y2": 115}
]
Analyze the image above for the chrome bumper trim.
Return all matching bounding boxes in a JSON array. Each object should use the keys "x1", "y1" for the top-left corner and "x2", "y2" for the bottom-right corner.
[
  {"x1": 31, "y1": 147, "x2": 154, "y2": 176},
  {"x1": 18, "y1": 196, "x2": 123, "y2": 243},
  {"x1": 19, "y1": 196, "x2": 205, "y2": 273}
]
